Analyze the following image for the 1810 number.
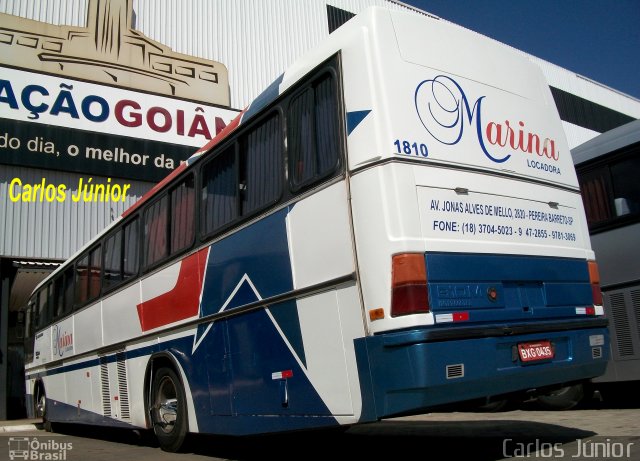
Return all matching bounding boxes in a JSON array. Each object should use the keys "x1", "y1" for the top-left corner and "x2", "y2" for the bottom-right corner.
[{"x1": 394, "y1": 139, "x2": 428, "y2": 157}]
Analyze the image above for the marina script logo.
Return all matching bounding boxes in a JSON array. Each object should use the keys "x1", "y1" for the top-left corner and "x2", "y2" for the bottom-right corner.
[{"x1": 414, "y1": 75, "x2": 560, "y2": 166}]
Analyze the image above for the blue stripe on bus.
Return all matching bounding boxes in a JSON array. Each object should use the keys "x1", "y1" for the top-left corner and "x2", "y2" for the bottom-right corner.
[
  {"x1": 358, "y1": 325, "x2": 608, "y2": 418},
  {"x1": 346, "y1": 109, "x2": 371, "y2": 135},
  {"x1": 29, "y1": 207, "x2": 334, "y2": 432},
  {"x1": 33, "y1": 308, "x2": 335, "y2": 433},
  {"x1": 425, "y1": 253, "x2": 593, "y2": 315},
  {"x1": 197, "y1": 207, "x2": 306, "y2": 366}
]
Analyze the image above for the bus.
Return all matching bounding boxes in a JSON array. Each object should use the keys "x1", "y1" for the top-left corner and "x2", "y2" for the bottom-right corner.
[
  {"x1": 572, "y1": 119, "x2": 640, "y2": 403},
  {"x1": 23, "y1": 7, "x2": 608, "y2": 452}
]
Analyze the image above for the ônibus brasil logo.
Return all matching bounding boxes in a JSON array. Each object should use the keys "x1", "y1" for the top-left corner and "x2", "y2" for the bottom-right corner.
[{"x1": 414, "y1": 75, "x2": 560, "y2": 173}]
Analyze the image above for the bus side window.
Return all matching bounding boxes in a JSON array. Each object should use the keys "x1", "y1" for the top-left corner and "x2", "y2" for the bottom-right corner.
[
  {"x1": 24, "y1": 299, "x2": 35, "y2": 362},
  {"x1": 144, "y1": 196, "x2": 169, "y2": 268},
  {"x1": 239, "y1": 113, "x2": 282, "y2": 215},
  {"x1": 89, "y1": 245, "x2": 102, "y2": 300},
  {"x1": 170, "y1": 174, "x2": 195, "y2": 254},
  {"x1": 104, "y1": 229, "x2": 123, "y2": 290},
  {"x1": 123, "y1": 218, "x2": 139, "y2": 280},
  {"x1": 288, "y1": 73, "x2": 340, "y2": 190},
  {"x1": 54, "y1": 275, "x2": 65, "y2": 318},
  {"x1": 62, "y1": 267, "x2": 74, "y2": 315},
  {"x1": 75, "y1": 254, "x2": 89, "y2": 306},
  {"x1": 201, "y1": 146, "x2": 238, "y2": 235},
  {"x1": 36, "y1": 284, "x2": 51, "y2": 329}
]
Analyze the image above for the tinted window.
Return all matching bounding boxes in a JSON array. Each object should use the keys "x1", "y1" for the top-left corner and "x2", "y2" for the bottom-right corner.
[
  {"x1": 89, "y1": 246, "x2": 102, "y2": 300},
  {"x1": 201, "y1": 146, "x2": 238, "y2": 234},
  {"x1": 171, "y1": 174, "x2": 195, "y2": 254},
  {"x1": 288, "y1": 74, "x2": 340, "y2": 189},
  {"x1": 75, "y1": 255, "x2": 89, "y2": 305},
  {"x1": 144, "y1": 196, "x2": 169, "y2": 268},
  {"x1": 123, "y1": 219, "x2": 139, "y2": 279},
  {"x1": 36, "y1": 285, "x2": 51, "y2": 329},
  {"x1": 103, "y1": 230, "x2": 123, "y2": 290},
  {"x1": 240, "y1": 114, "x2": 282, "y2": 215},
  {"x1": 62, "y1": 267, "x2": 74, "y2": 315},
  {"x1": 578, "y1": 150, "x2": 640, "y2": 230}
]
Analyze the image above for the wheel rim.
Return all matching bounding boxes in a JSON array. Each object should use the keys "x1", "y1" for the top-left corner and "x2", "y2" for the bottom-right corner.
[
  {"x1": 155, "y1": 376, "x2": 178, "y2": 434},
  {"x1": 36, "y1": 393, "x2": 46, "y2": 418}
]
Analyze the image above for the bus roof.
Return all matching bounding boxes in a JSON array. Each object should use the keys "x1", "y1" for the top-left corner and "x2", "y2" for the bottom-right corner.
[{"x1": 571, "y1": 119, "x2": 640, "y2": 166}]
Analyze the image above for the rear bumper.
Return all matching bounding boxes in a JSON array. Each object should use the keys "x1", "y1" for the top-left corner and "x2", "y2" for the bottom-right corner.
[{"x1": 356, "y1": 323, "x2": 609, "y2": 419}]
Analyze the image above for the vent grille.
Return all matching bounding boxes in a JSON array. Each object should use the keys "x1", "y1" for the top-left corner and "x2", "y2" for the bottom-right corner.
[
  {"x1": 632, "y1": 289, "x2": 640, "y2": 340},
  {"x1": 609, "y1": 293, "x2": 633, "y2": 357},
  {"x1": 609, "y1": 293, "x2": 634, "y2": 357},
  {"x1": 446, "y1": 363, "x2": 464, "y2": 379},
  {"x1": 592, "y1": 347, "x2": 603, "y2": 359},
  {"x1": 116, "y1": 351, "x2": 130, "y2": 420},
  {"x1": 99, "y1": 356, "x2": 111, "y2": 417}
]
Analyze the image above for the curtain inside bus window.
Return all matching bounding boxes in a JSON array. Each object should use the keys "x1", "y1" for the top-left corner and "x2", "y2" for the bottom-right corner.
[
  {"x1": 75, "y1": 255, "x2": 89, "y2": 305},
  {"x1": 89, "y1": 246, "x2": 102, "y2": 300},
  {"x1": 123, "y1": 219, "x2": 139, "y2": 279},
  {"x1": 610, "y1": 155, "x2": 640, "y2": 217},
  {"x1": 578, "y1": 166, "x2": 613, "y2": 226},
  {"x1": 288, "y1": 73, "x2": 339, "y2": 189},
  {"x1": 144, "y1": 196, "x2": 168, "y2": 267},
  {"x1": 104, "y1": 230, "x2": 123, "y2": 290},
  {"x1": 289, "y1": 88, "x2": 315, "y2": 186},
  {"x1": 171, "y1": 174, "x2": 195, "y2": 253},
  {"x1": 202, "y1": 147, "x2": 238, "y2": 234},
  {"x1": 240, "y1": 114, "x2": 282, "y2": 215},
  {"x1": 315, "y1": 75, "x2": 340, "y2": 174}
]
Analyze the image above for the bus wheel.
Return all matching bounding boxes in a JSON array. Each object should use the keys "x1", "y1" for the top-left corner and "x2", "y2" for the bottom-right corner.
[
  {"x1": 535, "y1": 384, "x2": 584, "y2": 410},
  {"x1": 35, "y1": 385, "x2": 53, "y2": 432},
  {"x1": 151, "y1": 367, "x2": 188, "y2": 452}
]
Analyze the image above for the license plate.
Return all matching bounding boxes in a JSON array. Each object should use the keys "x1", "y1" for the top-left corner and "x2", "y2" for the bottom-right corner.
[{"x1": 518, "y1": 340, "x2": 554, "y2": 362}]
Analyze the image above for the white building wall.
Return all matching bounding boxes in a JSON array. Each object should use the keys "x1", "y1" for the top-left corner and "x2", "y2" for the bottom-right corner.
[{"x1": 132, "y1": 0, "x2": 424, "y2": 109}]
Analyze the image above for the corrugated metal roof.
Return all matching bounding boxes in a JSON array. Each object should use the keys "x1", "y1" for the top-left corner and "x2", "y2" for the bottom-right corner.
[{"x1": 0, "y1": 166, "x2": 151, "y2": 259}]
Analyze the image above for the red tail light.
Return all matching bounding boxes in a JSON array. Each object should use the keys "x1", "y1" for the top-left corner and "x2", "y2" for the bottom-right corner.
[
  {"x1": 391, "y1": 253, "x2": 429, "y2": 317},
  {"x1": 588, "y1": 260, "x2": 602, "y2": 306}
]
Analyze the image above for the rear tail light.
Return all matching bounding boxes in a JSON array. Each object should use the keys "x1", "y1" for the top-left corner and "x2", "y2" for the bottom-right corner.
[
  {"x1": 391, "y1": 253, "x2": 429, "y2": 317},
  {"x1": 588, "y1": 260, "x2": 602, "y2": 306}
]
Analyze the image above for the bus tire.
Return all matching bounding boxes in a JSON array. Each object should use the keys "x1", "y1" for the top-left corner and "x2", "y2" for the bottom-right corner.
[
  {"x1": 535, "y1": 384, "x2": 584, "y2": 410},
  {"x1": 35, "y1": 384, "x2": 53, "y2": 432},
  {"x1": 151, "y1": 367, "x2": 188, "y2": 452}
]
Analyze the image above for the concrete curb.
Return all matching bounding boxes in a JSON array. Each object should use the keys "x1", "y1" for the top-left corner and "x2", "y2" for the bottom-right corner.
[{"x1": 0, "y1": 424, "x2": 39, "y2": 433}]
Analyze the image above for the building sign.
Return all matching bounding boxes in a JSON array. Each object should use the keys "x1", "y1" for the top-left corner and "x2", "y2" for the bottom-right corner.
[{"x1": 0, "y1": 0, "x2": 238, "y2": 182}]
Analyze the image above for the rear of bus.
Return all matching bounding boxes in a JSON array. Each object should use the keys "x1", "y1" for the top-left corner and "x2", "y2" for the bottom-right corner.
[{"x1": 342, "y1": 9, "x2": 609, "y2": 418}]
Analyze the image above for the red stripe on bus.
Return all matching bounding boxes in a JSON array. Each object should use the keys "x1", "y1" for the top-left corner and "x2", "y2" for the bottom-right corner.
[{"x1": 136, "y1": 247, "x2": 209, "y2": 331}]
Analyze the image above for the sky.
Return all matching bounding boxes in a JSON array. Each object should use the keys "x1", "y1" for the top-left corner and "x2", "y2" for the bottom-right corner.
[{"x1": 403, "y1": 0, "x2": 640, "y2": 100}]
